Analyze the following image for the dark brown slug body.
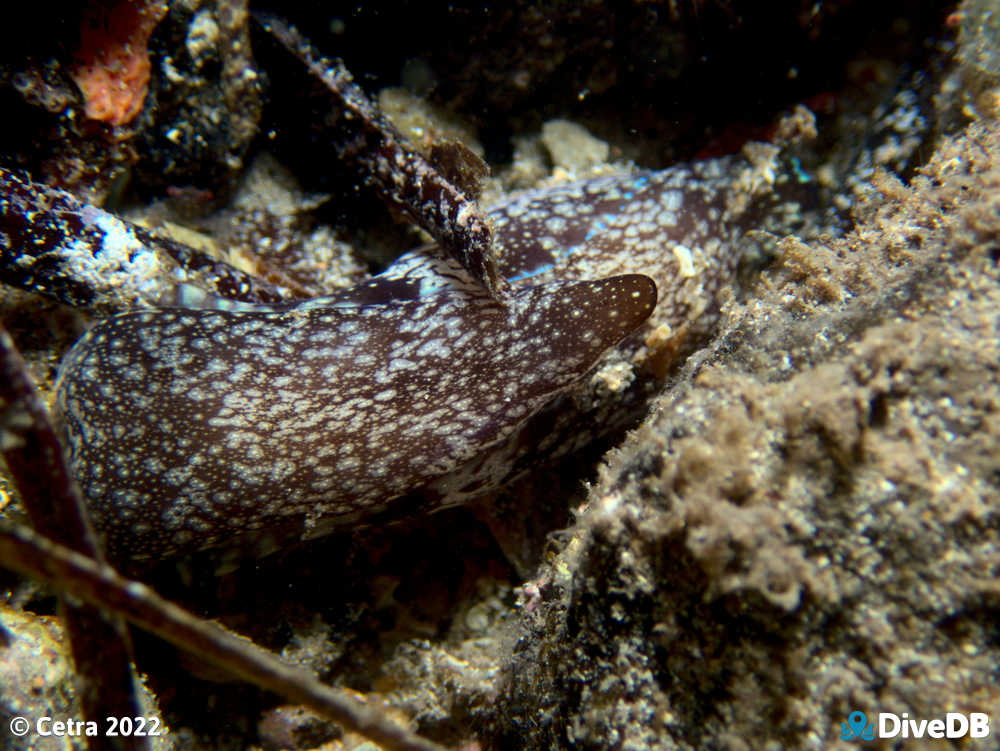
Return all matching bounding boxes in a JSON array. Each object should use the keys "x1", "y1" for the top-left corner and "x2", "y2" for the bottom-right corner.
[
  {"x1": 54, "y1": 158, "x2": 795, "y2": 561},
  {"x1": 56, "y1": 273, "x2": 655, "y2": 560}
]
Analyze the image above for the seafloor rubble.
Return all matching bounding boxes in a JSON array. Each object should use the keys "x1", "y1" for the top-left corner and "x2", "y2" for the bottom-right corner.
[{"x1": 2, "y1": 1, "x2": 997, "y2": 750}]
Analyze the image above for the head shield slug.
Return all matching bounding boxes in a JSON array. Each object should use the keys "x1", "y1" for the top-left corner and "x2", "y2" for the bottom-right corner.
[
  {"x1": 55, "y1": 275, "x2": 656, "y2": 560},
  {"x1": 53, "y1": 157, "x2": 798, "y2": 561}
]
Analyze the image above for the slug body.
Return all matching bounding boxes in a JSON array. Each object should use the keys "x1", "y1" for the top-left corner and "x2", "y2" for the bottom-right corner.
[
  {"x1": 57, "y1": 276, "x2": 654, "y2": 559},
  {"x1": 55, "y1": 160, "x2": 800, "y2": 560}
]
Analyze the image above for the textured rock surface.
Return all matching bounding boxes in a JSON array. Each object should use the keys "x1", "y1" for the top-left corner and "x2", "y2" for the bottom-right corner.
[
  {"x1": 493, "y1": 118, "x2": 1000, "y2": 750},
  {"x1": 0, "y1": 606, "x2": 83, "y2": 751},
  {"x1": 0, "y1": 605, "x2": 173, "y2": 751}
]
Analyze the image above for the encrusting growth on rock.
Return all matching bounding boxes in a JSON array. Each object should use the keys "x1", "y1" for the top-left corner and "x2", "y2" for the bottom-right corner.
[{"x1": 70, "y1": 0, "x2": 169, "y2": 127}]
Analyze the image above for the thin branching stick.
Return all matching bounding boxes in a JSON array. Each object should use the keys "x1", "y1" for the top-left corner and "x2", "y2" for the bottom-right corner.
[
  {"x1": 0, "y1": 325, "x2": 149, "y2": 751},
  {"x1": 255, "y1": 14, "x2": 506, "y2": 301},
  {"x1": 0, "y1": 523, "x2": 451, "y2": 751}
]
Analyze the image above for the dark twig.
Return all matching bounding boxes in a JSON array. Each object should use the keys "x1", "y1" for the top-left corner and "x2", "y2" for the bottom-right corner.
[
  {"x1": 0, "y1": 325, "x2": 148, "y2": 751},
  {"x1": 0, "y1": 524, "x2": 452, "y2": 751},
  {"x1": 0, "y1": 166, "x2": 289, "y2": 311},
  {"x1": 255, "y1": 14, "x2": 508, "y2": 301}
]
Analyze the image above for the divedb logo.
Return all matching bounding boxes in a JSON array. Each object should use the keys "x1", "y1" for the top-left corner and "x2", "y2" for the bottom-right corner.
[{"x1": 841, "y1": 710, "x2": 990, "y2": 741}]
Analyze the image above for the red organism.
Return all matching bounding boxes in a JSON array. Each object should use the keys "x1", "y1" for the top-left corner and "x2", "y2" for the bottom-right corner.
[{"x1": 69, "y1": 0, "x2": 168, "y2": 127}]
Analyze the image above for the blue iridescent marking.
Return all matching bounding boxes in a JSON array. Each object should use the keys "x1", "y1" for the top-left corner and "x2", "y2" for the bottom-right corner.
[
  {"x1": 790, "y1": 156, "x2": 812, "y2": 183},
  {"x1": 509, "y1": 264, "x2": 555, "y2": 282},
  {"x1": 584, "y1": 219, "x2": 608, "y2": 243}
]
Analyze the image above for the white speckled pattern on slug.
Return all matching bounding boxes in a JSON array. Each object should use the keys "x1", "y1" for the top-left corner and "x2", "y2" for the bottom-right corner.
[
  {"x1": 54, "y1": 155, "x2": 801, "y2": 561},
  {"x1": 55, "y1": 275, "x2": 656, "y2": 559}
]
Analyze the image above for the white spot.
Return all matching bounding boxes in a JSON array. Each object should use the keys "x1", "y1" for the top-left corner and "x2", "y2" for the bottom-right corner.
[{"x1": 672, "y1": 244, "x2": 697, "y2": 278}]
